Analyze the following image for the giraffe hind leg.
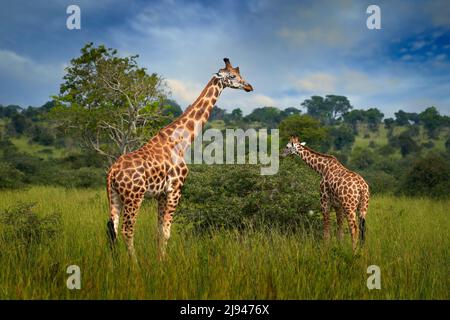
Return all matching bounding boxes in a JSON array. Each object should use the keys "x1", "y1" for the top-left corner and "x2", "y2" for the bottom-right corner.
[
  {"x1": 343, "y1": 205, "x2": 358, "y2": 252},
  {"x1": 335, "y1": 206, "x2": 344, "y2": 241},
  {"x1": 121, "y1": 195, "x2": 144, "y2": 258}
]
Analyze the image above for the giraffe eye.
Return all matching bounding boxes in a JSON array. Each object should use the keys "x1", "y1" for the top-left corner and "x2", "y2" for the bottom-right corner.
[{"x1": 229, "y1": 75, "x2": 236, "y2": 79}]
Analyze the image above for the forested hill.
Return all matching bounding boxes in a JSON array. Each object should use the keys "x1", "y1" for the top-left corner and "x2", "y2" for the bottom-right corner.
[{"x1": 0, "y1": 99, "x2": 449, "y2": 198}]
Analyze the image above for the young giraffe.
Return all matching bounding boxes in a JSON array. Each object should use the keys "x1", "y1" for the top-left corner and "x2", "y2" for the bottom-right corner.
[
  {"x1": 282, "y1": 136, "x2": 369, "y2": 251},
  {"x1": 106, "y1": 58, "x2": 253, "y2": 257}
]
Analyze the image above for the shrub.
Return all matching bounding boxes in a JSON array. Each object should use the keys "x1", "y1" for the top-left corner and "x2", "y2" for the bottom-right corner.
[
  {"x1": 330, "y1": 124, "x2": 355, "y2": 151},
  {"x1": 0, "y1": 161, "x2": 25, "y2": 189},
  {"x1": 0, "y1": 202, "x2": 62, "y2": 247},
  {"x1": 360, "y1": 170, "x2": 398, "y2": 195},
  {"x1": 70, "y1": 167, "x2": 105, "y2": 188},
  {"x1": 60, "y1": 151, "x2": 106, "y2": 169},
  {"x1": 177, "y1": 157, "x2": 322, "y2": 234},
  {"x1": 401, "y1": 153, "x2": 450, "y2": 198},
  {"x1": 349, "y1": 147, "x2": 376, "y2": 170},
  {"x1": 368, "y1": 140, "x2": 377, "y2": 149},
  {"x1": 40, "y1": 167, "x2": 105, "y2": 188},
  {"x1": 378, "y1": 144, "x2": 396, "y2": 156}
]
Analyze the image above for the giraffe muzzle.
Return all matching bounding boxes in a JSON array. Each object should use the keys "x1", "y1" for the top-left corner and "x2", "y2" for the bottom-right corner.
[{"x1": 243, "y1": 84, "x2": 253, "y2": 92}]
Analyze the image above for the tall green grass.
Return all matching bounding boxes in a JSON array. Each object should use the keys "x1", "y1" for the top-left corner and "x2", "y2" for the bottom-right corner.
[{"x1": 0, "y1": 186, "x2": 448, "y2": 299}]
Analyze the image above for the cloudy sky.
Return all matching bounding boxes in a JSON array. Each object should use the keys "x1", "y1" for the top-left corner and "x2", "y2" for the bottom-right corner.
[{"x1": 1, "y1": 0, "x2": 449, "y2": 116}]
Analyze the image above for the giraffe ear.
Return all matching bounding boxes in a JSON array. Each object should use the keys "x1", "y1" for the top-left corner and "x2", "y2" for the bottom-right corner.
[{"x1": 300, "y1": 142, "x2": 306, "y2": 146}]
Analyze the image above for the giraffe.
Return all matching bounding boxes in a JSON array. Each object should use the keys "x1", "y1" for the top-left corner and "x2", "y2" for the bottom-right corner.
[
  {"x1": 282, "y1": 136, "x2": 370, "y2": 251},
  {"x1": 106, "y1": 58, "x2": 253, "y2": 257}
]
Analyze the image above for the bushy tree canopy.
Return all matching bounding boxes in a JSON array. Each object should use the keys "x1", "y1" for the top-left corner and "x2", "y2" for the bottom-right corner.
[
  {"x1": 51, "y1": 43, "x2": 169, "y2": 161},
  {"x1": 302, "y1": 95, "x2": 352, "y2": 125},
  {"x1": 279, "y1": 115, "x2": 328, "y2": 148}
]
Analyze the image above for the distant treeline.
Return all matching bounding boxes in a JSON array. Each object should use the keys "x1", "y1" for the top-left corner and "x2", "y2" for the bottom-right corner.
[{"x1": 0, "y1": 98, "x2": 449, "y2": 198}]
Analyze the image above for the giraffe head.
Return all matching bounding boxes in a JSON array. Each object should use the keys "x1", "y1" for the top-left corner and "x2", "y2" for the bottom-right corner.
[
  {"x1": 215, "y1": 58, "x2": 253, "y2": 92},
  {"x1": 281, "y1": 135, "x2": 306, "y2": 157}
]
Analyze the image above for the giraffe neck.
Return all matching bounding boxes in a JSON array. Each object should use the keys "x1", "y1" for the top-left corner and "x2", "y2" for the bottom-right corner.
[
  {"x1": 147, "y1": 76, "x2": 223, "y2": 152},
  {"x1": 295, "y1": 145, "x2": 333, "y2": 176}
]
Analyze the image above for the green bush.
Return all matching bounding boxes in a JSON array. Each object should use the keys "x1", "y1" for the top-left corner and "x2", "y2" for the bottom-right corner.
[
  {"x1": 360, "y1": 170, "x2": 398, "y2": 195},
  {"x1": 349, "y1": 147, "x2": 376, "y2": 170},
  {"x1": 401, "y1": 153, "x2": 450, "y2": 198},
  {"x1": 177, "y1": 157, "x2": 322, "y2": 234},
  {"x1": 41, "y1": 167, "x2": 105, "y2": 188},
  {"x1": 0, "y1": 161, "x2": 25, "y2": 189},
  {"x1": 0, "y1": 202, "x2": 61, "y2": 247}
]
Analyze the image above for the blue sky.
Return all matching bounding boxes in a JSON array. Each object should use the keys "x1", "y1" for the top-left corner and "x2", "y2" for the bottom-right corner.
[{"x1": 0, "y1": 0, "x2": 449, "y2": 117}]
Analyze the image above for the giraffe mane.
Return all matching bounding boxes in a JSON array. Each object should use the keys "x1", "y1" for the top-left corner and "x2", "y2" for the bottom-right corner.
[{"x1": 300, "y1": 144, "x2": 337, "y2": 160}]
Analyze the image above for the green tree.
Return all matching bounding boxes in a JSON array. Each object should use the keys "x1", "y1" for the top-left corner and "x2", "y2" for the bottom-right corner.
[
  {"x1": 210, "y1": 106, "x2": 227, "y2": 121},
  {"x1": 50, "y1": 43, "x2": 168, "y2": 162},
  {"x1": 349, "y1": 147, "x2": 376, "y2": 170},
  {"x1": 161, "y1": 99, "x2": 182, "y2": 118},
  {"x1": 230, "y1": 108, "x2": 243, "y2": 122},
  {"x1": 302, "y1": 95, "x2": 352, "y2": 125},
  {"x1": 279, "y1": 115, "x2": 328, "y2": 148},
  {"x1": 330, "y1": 124, "x2": 355, "y2": 150},
  {"x1": 364, "y1": 108, "x2": 384, "y2": 132},
  {"x1": 394, "y1": 110, "x2": 410, "y2": 126},
  {"x1": 418, "y1": 106, "x2": 443, "y2": 139},
  {"x1": 281, "y1": 107, "x2": 301, "y2": 118},
  {"x1": 0, "y1": 105, "x2": 21, "y2": 118},
  {"x1": 383, "y1": 118, "x2": 395, "y2": 137},
  {"x1": 245, "y1": 106, "x2": 282, "y2": 127},
  {"x1": 402, "y1": 153, "x2": 450, "y2": 198},
  {"x1": 343, "y1": 109, "x2": 365, "y2": 133},
  {"x1": 8, "y1": 113, "x2": 33, "y2": 136},
  {"x1": 395, "y1": 132, "x2": 420, "y2": 157}
]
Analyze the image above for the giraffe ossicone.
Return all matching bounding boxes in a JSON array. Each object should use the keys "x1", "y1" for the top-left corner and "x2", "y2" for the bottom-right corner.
[{"x1": 106, "y1": 58, "x2": 253, "y2": 258}]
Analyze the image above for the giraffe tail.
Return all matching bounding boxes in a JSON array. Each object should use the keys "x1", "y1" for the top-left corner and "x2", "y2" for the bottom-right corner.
[
  {"x1": 106, "y1": 219, "x2": 117, "y2": 247},
  {"x1": 359, "y1": 217, "x2": 366, "y2": 244},
  {"x1": 106, "y1": 171, "x2": 120, "y2": 248},
  {"x1": 358, "y1": 187, "x2": 369, "y2": 245}
]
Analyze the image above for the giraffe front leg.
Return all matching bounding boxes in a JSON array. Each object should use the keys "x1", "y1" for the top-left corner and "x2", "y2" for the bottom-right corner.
[
  {"x1": 157, "y1": 188, "x2": 182, "y2": 259},
  {"x1": 156, "y1": 195, "x2": 167, "y2": 261},
  {"x1": 320, "y1": 183, "x2": 331, "y2": 242}
]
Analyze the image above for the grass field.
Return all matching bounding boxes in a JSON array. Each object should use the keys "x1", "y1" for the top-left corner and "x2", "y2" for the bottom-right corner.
[{"x1": 0, "y1": 186, "x2": 448, "y2": 299}]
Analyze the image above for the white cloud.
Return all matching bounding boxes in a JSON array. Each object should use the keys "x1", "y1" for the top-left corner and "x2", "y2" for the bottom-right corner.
[
  {"x1": 166, "y1": 77, "x2": 276, "y2": 114},
  {"x1": 166, "y1": 78, "x2": 203, "y2": 108},
  {"x1": 279, "y1": 27, "x2": 353, "y2": 48},
  {"x1": 0, "y1": 49, "x2": 63, "y2": 84},
  {"x1": 292, "y1": 69, "x2": 408, "y2": 98},
  {"x1": 294, "y1": 72, "x2": 336, "y2": 94},
  {"x1": 220, "y1": 91, "x2": 277, "y2": 113}
]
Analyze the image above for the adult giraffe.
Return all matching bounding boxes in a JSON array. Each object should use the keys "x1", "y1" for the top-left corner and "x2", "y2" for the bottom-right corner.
[
  {"x1": 106, "y1": 58, "x2": 253, "y2": 257},
  {"x1": 282, "y1": 136, "x2": 369, "y2": 251}
]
